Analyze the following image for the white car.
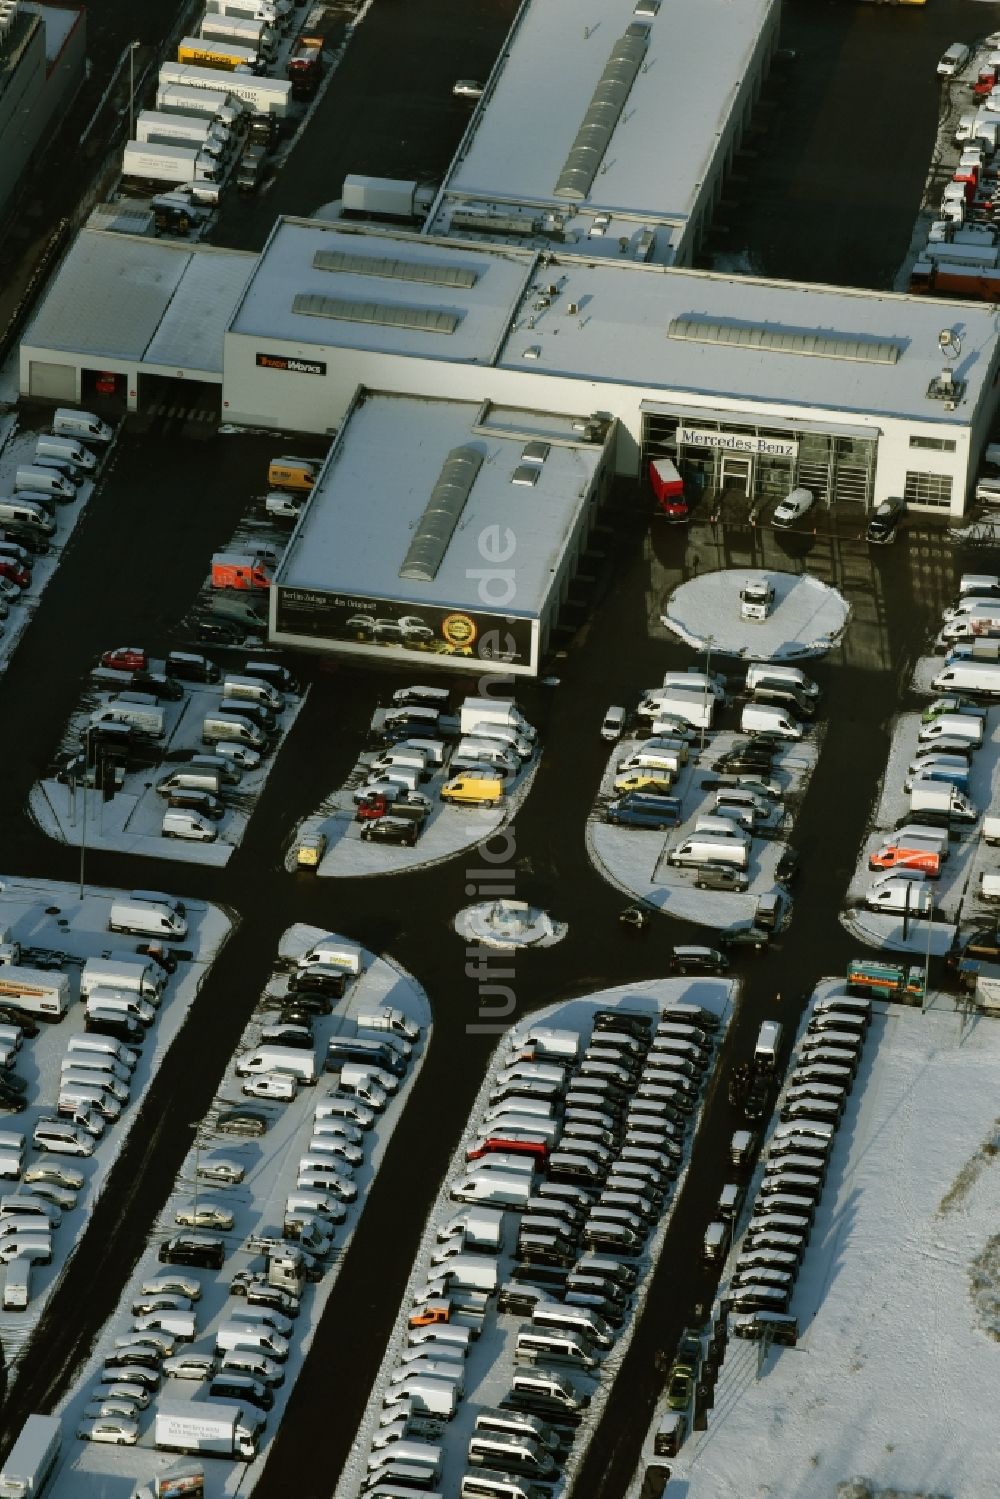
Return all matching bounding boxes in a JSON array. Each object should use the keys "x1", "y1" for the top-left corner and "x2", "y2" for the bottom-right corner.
[
  {"x1": 242, "y1": 1073, "x2": 297, "y2": 1102},
  {"x1": 601, "y1": 705, "x2": 625, "y2": 741},
  {"x1": 196, "y1": 1152, "x2": 246, "y2": 1185},
  {"x1": 163, "y1": 1352, "x2": 218, "y2": 1381},
  {"x1": 98, "y1": 1381, "x2": 150, "y2": 1409},
  {"x1": 937, "y1": 42, "x2": 970, "y2": 77},
  {"x1": 24, "y1": 1162, "x2": 85, "y2": 1191},
  {"x1": 132, "y1": 1292, "x2": 193, "y2": 1317},
  {"x1": 77, "y1": 1416, "x2": 139, "y2": 1445},
  {"x1": 307, "y1": 1137, "x2": 363, "y2": 1167},
  {"x1": 84, "y1": 1397, "x2": 140, "y2": 1422},
  {"x1": 175, "y1": 1201, "x2": 235, "y2": 1231}
]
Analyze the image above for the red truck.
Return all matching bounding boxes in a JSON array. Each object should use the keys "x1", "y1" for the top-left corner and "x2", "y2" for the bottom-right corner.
[
  {"x1": 286, "y1": 35, "x2": 323, "y2": 99},
  {"x1": 211, "y1": 553, "x2": 273, "y2": 592}
]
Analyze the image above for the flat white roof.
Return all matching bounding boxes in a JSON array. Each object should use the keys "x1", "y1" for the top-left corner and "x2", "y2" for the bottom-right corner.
[
  {"x1": 496, "y1": 255, "x2": 1000, "y2": 423},
  {"x1": 228, "y1": 220, "x2": 533, "y2": 365},
  {"x1": 432, "y1": 0, "x2": 778, "y2": 238},
  {"x1": 23, "y1": 1, "x2": 81, "y2": 62},
  {"x1": 275, "y1": 394, "x2": 602, "y2": 617},
  {"x1": 23, "y1": 229, "x2": 254, "y2": 373}
]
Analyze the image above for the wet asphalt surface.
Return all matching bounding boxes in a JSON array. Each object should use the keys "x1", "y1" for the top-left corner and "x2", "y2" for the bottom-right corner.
[{"x1": 1, "y1": 0, "x2": 998, "y2": 1495}]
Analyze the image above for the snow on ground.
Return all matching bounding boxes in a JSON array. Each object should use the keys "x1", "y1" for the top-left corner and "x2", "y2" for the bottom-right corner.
[
  {"x1": 892, "y1": 31, "x2": 1000, "y2": 292},
  {"x1": 0, "y1": 418, "x2": 111, "y2": 681},
  {"x1": 587, "y1": 730, "x2": 818, "y2": 929},
  {"x1": 0, "y1": 878, "x2": 232, "y2": 1378},
  {"x1": 910, "y1": 653, "x2": 952, "y2": 696},
  {"x1": 631, "y1": 981, "x2": 1000, "y2": 1499},
  {"x1": 286, "y1": 722, "x2": 541, "y2": 880},
  {"x1": 334, "y1": 977, "x2": 736, "y2": 1499},
  {"x1": 454, "y1": 900, "x2": 567, "y2": 949},
  {"x1": 840, "y1": 707, "x2": 1000, "y2": 955},
  {"x1": 47, "y1": 924, "x2": 431, "y2": 1499},
  {"x1": 661, "y1": 571, "x2": 849, "y2": 660},
  {"x1": 29, "y1": 678, "x2": 307, "y2": 868}
]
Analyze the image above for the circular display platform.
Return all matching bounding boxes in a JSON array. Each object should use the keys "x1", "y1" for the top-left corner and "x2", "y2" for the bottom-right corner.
[{"x1": 662, "y1": 568, "x2": 850, "y2": 660}]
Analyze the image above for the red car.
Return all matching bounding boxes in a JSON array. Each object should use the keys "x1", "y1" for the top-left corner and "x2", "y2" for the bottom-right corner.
[
  {"x1": 95, "y1": 371, "x2": 117, "y2": 396},
  {"x1": 355, "y1": 794, "x2": 388, "y2": 823},
  {"x1": 0, "y1": 560, "x2": 29, "y2": 589},
  {"x1": 466, "y1": 1137, "x2": 549, "y2": 1164},
  {"x1": 101, "y1": 646, "x2": 147, "y2": 671}
]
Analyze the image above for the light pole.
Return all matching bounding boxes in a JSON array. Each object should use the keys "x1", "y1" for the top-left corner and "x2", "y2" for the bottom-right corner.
[
  {"x1": 699, "y1": 636, "x2": 714, "y2": 757},
  {"x1": 78, "y1": 726, "x2": 93, "y2": 901},
  {"x1": 189, "y1": 1122, "x2": 202, "y2": 1222},
  {"x1": 128, "y1": 41, "x2": 140, "y2": 141}
]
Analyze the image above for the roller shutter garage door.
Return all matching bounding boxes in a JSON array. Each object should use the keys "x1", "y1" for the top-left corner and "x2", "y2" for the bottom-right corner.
[{"x1": 28, "y1": 361, "x2": 77, "y2": 400}]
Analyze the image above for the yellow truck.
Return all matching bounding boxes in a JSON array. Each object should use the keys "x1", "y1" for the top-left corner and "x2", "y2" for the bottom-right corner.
[
  {"x1": 440, "y1": 774, "x2": 503, "y2": 807},
  {"x1": 268, "y1": 455, "x2": 319, "y2": 492},
  {"x1": 177, "y1": 37, "x2": 259, "y2": 72}
]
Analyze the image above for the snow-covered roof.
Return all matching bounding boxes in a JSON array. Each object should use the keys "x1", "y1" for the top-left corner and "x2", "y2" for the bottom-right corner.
[
  {"x1": 275, "y1": 394, "x2": 603, "y2": 618},
  {"x1": 495, "y1": 255, "x2": 1000, "y2": 423},
  {"x1": 228, "y1": 219, "x2": 533, "y2": 365},
  {"x1": 22, "y1": 229, "x2": 255, "y2": 372},
  {"x1": 145, "y1": 249, "x2": 255, "y2": 374},
  {"x1": 428, "y1": 0, "x2": 778, "y2": 260},
  {"x1": 22, "y1": 1, "x2": 82, "y2": 63}
]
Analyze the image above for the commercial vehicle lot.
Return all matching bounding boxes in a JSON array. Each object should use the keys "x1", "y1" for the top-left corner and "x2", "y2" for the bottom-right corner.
[
  {"x1": 632, "y1": 983, "x2": 1000, "y2": 1499},
  {"x1": 29, "y1": 651, "x2": 306, "y2": 867},
  {"x1": 287, "y1": 690, "x2": 542, "y2": 877},
  {"x1": 335, "y1": 978, "x2": 733, "y2": 1499},
  {"x1": 0, "y1": 879, "x2": 229, "y2": 1372},
  {"x1": 43, "y1": 923, "x2": 429, "y2": 1497}
]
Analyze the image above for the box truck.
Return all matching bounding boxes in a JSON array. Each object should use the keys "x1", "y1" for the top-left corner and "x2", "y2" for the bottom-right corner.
[
  {"x1": 154, "y1": 1402, "x2": 260, "y2": 1460},
  {"x1": 158, "y1": 61, "x2": 293, "y2": 117},
  {"x1": 0, "y1": 1414, "x2": 60, "y2": 1498},
  {"x1": 81, "y1": 956, "x2": 162, "y2": 1001},
  {"x1": 90, "y1": 697, "x2": 165, "y2": 739},
  {"x1": 286, "y1": 35, "x2": 323, "y2": 97},
  {"x1": 909, "y1": 782, "x2": 977, "y2": 823},
  {"x1": 156, "y1": 83, "x2": 246, "y2": 130},
  {"x1": 136, "y1": 109, "x2": 230, "y2": 151},
  {"x1": 198, "y1": 16, "x2": 277, "y2": 62},
  {"x1": 122, "y1": 142, "x2": 220, "y2": 185},
  {"x1": 207, "y1": 0, "x2": 291, "y2": 26},
  {"x1": 459, "y1": 697, "x2": 535, "y2": 741},
  {"x1": 0, "y1": 968, "x2": 69, "y2": 1022},
  {"x1": 176, "y1": 37, "x2": 261, "y2": 73}
]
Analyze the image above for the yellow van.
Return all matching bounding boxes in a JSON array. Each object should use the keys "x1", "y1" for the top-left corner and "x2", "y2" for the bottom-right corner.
[
  {"x1": 613, "y1": 770, "x2": 674, "y2": 796},
  {"x1": 440, "y1": 774, "x2": 504, "y2": 807},
  {"x1": 268, "y1": 455, "x2": 319, "y2": 493}
]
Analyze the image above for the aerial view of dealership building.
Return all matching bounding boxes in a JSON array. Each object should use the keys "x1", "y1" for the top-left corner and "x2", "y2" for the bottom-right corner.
[{"x1": 17, "y1": 0, "x2": 1000, "y2": 671}]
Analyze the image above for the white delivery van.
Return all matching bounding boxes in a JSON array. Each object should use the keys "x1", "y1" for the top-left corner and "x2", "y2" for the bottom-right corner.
[
  {"x1": 450, "y1": 1172, "x2": 531, "y2": 1208},
  {"x1": 2, "y1": 1256, "x2": 31, "y2": 1310},
  {"x1": 0, "y1": 498, "x2": 56, "y2": 535},
  {"x1": 222, "y1": 675, "x2": 284, "y2": 712},
  {"x1": 236, "y1": 1045, "x2": 317, "y2": 1084},
  {"x1": 931, "y1": 661, "x2": 1000, "y2": 695},
  {"x1": 53, "y1": 408, "x2": 113, "y2": 443},
  {"x1": 36, "y1": 434, "x2": 96, "y2": 472},
  {"x1": 162, "y1": 809, "x2": 217, "y2": 842},
  {"x1": 975, "y1": 476, "x2": 1000, "y2": 507},
  {"x1": 661, "y1": 670, "x2": 726, "y2": 701},
  {"x1": 740, "y1": 704, "x2": 803, "y2": 740},
  {"x1": 14, "y1": 465, "x2": 75, "y2": 500},
  {"x1": 744, "y1": 663, "x2": 819, "y2": 700},
  {"x1": 865, "y1": 878, "x2": 933, "y2": 914},
  {"x1": 668, "y1": 834, "x2": 749, "y2": 870},
  {"x1": 917, "y1": 713, "x2": 983, "y2": 747},
  {"x1": 959, "y1": 572, "x2": 1000, "y2": 596},
  {"x1": 108, "y1": 900, "x2": 187, "y2": 940},
  {"x1": 299, "y1": 939, "x2": 362, "y2": 975},
  {"x1": 203, "y1": 713, "x2": 266, "y2": 750}
]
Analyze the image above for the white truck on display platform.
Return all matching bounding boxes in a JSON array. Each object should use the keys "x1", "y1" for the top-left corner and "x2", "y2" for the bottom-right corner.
[
  {"x1": 0, "y1": 1413, "x2": 61, "y2": 1498},
  {"x1": 154, "y1": 1402, "x2": 261, "y2": 1460},
  {"x1": 0, "y1": 968, "x2": 69, "y2": 1022}
]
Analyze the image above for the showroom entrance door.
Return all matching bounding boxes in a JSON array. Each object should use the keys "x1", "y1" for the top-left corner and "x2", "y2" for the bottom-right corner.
[{"x1": 719, "y1": 455, "x2": 753, "y2": 495}]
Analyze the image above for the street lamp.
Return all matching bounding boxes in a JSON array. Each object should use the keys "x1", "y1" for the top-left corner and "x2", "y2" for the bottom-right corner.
[
  {"x1": 699, "y1": 635, "x2": 715, "y2": 757},
  {"x1": 128, "y1": 41, "x2": 140, "y2": 141},
  {"x1": 189, "y1": 1122, "x2": 202, "y2": 1223},
  {"x1": 78, "y1": 725, "x2": 94, "y2": 901}
]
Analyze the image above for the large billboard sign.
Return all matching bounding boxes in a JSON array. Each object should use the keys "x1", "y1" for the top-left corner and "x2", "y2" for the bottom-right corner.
[{"x1": 274, "y1": 587, "x2": 534, "y2": 668}]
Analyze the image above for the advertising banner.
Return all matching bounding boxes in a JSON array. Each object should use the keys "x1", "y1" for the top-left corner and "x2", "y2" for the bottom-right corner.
[{"x1": 275, "y1": 587, "x2": 534, "y2": 668}]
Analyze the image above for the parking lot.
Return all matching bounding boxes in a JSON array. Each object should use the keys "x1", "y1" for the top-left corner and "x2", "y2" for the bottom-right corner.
[
  {"x1": 44, "y1": 923, "x2": 429, "y2": 1496},
  {"x1": 0, "y1": 880, "x2": 229, "y2": 1374},
  {"x1": 637, "y1": 982, "x2": 1000, "y2": 1499},
  {"x1": 336, "y1": 978, "x2": 733, "y2": 1499}
]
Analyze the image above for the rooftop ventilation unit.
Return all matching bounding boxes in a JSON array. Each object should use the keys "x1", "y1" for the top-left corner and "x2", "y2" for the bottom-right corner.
[
  {"x1": 511, "y1": 464, "x2": 540, "y2": 487},
  {"x1": 398, "y1": 446, "x2": 483, "y2": 583},
  {"x1": 668, "y1": 315, "x2": 901, "y2": 366},
  {"x1": 521, "y1": 441, "x2": 550, "y2": 465},
  {"x1": 555, "y1": 28, "x2": 649, "y2": 202},
  {"x1": 634, "y1": 0, "x2": 659, "y2": 14},
  {"x1": 291, "y1": 293, "x2": 460, "y2": 336},
  {"x1": 0, "y1": 0, "x2": 19, "y2": 44},
  {"x1": 312, "y1": 248, "x2": 479, "y2": 290},
  {"x1": 451, "y1": 209, "x2": 538, "y2": 237},
  {"x1": 927, "y1": 367, "x2": 966, "y2": 406}
]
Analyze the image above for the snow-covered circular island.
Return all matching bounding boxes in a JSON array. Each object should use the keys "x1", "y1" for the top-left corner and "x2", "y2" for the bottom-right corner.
[
  {"x1": 662, "y1": 568, "x2": 850, "y2": 660},
  {"x1": 454, "y1": 897, "x2": 567, "y2": 949}
]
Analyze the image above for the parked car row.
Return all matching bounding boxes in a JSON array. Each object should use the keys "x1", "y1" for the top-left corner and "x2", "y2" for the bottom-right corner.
[
  {"x1": 711, "y1": 992, "x2": 872, "y2": 1349},
  {"x1": 351, "y1": 688, "x2": 539, "y2": 835},
  {"x1": 355, "y1": 1000, "x2": 720, "y2": 1496}
]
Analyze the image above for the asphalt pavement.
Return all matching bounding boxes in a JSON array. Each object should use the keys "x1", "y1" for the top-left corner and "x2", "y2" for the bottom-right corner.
[{"x1": 0, "y1": 0, "x2": 996, "y2": 1495}]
